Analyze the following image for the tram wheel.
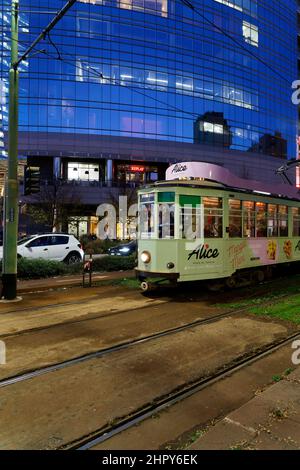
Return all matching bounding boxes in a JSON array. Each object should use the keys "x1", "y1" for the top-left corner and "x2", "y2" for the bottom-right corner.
[
  {"x1": 225, "y1": 276, "x2": 237, "y2": 289},
  {"x1": 264, "y1": 266, "x2": 273, "y2": 280},
  {"x1": 256, "y1": 270, "x2": 265, "y2": 283},
  {"x1": 140, "y1": 281, "x2": 156, "y2": 292}
]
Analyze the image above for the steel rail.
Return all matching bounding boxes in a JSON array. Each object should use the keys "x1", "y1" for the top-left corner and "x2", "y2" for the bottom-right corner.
[
  {"x1": 0, "y1": 303, "x2": 262, "y2": 389},
  {"x1": 62, "y1": 330, "x2": 300, "y2": 450}
]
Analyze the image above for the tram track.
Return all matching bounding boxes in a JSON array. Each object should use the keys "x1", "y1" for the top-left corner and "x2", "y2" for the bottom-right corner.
[
  {"x1": 0, "y1": 304, "x2": 254, "y2": 388},
  {"x1": 0, "y1": 288, "x2": 299, "y2": 390},
  {"x1": 59, "y1": 330, "x2": 300, "y2": 450},
  {"x1": 0, "y1": 298, "x2": 169, "y2": 340},
  {"x1": 0, "y1": 276, "x2": 297, "y2": 341}
]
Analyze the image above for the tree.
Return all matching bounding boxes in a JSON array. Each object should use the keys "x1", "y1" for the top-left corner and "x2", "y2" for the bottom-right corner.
[
  {"x1": 25, "y1": 178, "x2": 82, "y2": 233},
  {"x1": 107, "y1": 186, "x2": 138, "y2": 240}
]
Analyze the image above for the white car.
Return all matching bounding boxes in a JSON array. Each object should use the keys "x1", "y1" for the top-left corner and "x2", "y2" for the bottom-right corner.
[{"x1": 0, "y1": 233, "x2": 84, "y2": 264}]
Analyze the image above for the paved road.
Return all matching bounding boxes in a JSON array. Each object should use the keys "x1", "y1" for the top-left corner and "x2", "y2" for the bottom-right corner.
[{"x1": 0, "y1": 280, "x2": 299, "y2": 449}]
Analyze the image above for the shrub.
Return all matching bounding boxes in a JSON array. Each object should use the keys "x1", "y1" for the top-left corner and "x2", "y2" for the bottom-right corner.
[
  {"x1": 2, "y1": 258, "x2": 70, "y2": 280},
  {"x1": 0, "y1": 254, "x2": 136, "y2": 281},
  {"x1": 80, "y1": 237, "x2": 123, "y2": 254},
  {"x1": 92, "y1": 255, "x2": 137, "y2": 272}
]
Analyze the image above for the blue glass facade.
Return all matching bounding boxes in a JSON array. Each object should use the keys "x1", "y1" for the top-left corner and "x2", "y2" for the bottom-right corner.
[{"x1": 0, "y1": 1, "x2": 298, "y2": 175}]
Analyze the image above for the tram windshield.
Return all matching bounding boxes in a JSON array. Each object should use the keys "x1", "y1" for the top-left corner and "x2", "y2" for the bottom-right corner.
[{"x1": 139, "y1": 193, "x2": 155, "y2": 239}]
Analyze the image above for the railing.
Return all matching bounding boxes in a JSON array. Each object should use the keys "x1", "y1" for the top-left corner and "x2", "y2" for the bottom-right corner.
[{"x1": 28, "y1": 178, "x2": 143, "y2": 189}]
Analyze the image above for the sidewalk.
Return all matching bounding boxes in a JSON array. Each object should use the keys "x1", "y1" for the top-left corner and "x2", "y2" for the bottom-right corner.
[
  {"x1": 190, "y1": 367, "x2": 300, "y2": 450},
  {"x1": 17, "y1": 270, "x2": 135, "y2": 294}
]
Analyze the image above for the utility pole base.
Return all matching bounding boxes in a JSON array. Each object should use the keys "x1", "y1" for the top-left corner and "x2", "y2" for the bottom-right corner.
[{"x1": 1, "y1": 274, "x2": 18, "y2": 300}]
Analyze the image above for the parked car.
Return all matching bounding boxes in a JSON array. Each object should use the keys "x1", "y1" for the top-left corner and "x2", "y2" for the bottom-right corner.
[
  {"x1": 107, "y1": 240, "x2": 137, "y2": 256},
  {"x1": 0, "y1": 233, "x2": 84, "y2": 264}
]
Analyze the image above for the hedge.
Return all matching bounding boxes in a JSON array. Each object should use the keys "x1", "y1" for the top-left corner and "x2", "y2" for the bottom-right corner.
[
  {"x1": 0, "y1": 255, "x2": 137, "y2": 280},
  {"x1": 0, "y1": 258, "x2": 70, "y2": 280},
  {"x1": 80, "y1": 236, "x2": 122, "y2": 254},
  {"x1": 91, "y1": 255, "x2": 136, "y2": 272}
]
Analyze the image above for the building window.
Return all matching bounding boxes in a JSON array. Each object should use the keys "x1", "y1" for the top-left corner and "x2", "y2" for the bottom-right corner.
[
  {"x1": 242, "y1": 21, "x2": 258, "y2": 47},
  {"x1": 67, "y1": 162, "x2": 100, "y2": 181},
  {"x1": 75, "y1": 59, "x2": 258, "y2": 110},
  {"x1": 145, "y1": 71, "x2": 168, "y2": 90},
  {"x1": 176, "y1": 75, "x2": 193, "y2": 94},
  {"x1": 214, "y1": 0, "x2": 257, "y2": 17},
  {"x1": 116, "y1": 164, "x2": 159, "y2": 184},
  {"x1": 119, "y1": 0, "x2": 168, "y2": 17},
  {"x1": 203, "y1": 122, "x2": 224, "y2": 134},
  {"x1": 214, "y1": 0, "x2": 242, "y2": 12}
]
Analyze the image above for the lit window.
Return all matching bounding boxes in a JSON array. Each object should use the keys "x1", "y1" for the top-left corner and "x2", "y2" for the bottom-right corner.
[
  {"x1": 176, "y1": 76, "x2": 193, "y2": 94},
  {"x1": 213, "y1": 0, "x2": 257, "y2": 17},
  {"x1": 214, "y1": 0, "x2": 242, "y2": 12},
  {"x1": 242, "y1": 21, "x2": 258, "y2": 47},
  {"x1": 146, "y1": 71, "x2": 168, "y2": 90},
  {"x1": 67, "y1": 162, "x2": 100, "y2": 181},
  {"x1": 203, "y1": 122, "x2": 224, "y2": 134},
  {"x1": 119, "y1": 0, "x2": 168, "y2": 17}
]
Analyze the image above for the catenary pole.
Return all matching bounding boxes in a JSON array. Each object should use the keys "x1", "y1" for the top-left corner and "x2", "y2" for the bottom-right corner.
[
  {"x1": 1, "y1": 0, "x2": 77, "y2": 300},
  {"x1": 2, "y1": 0, "x2": 20, "y2": 300}
]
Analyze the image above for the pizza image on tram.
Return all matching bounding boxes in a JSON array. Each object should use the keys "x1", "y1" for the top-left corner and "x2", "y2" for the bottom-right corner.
[
  {"x1": 283, "y1": 240, "x2": 292, "y2": 259},
  {"x1": 267, "y1": 241, "x2": 277, "y2": 260}
]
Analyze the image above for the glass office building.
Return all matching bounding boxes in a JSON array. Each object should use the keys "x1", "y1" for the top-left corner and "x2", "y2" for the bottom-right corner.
[{"x1": 0, "y1": 0, "x2": 298, "y2": 233}]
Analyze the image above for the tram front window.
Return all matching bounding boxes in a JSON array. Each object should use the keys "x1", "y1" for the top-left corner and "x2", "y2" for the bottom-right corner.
[{"x1": 140, "y1": 193, "x2": 155, "y2": 239}]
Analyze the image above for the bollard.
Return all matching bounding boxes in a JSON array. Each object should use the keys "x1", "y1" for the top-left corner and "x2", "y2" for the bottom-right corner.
[{"x1": 83, "y1": 253, "x2": 93, "y2": 288}]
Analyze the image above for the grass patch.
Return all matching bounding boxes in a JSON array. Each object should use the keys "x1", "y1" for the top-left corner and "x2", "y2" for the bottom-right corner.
[
  {"x1": 93, "y1": 277, "x2": 139, "y2": 289},
  {"x1": 272, "y1": 374, "x2": 282, "y2": 383},
  {"x1": 216, "y1": 278, "x2": 300, "y2": 310},
  {"x1": 249, "y1": 295, "x2": 300, "y2": 324}
]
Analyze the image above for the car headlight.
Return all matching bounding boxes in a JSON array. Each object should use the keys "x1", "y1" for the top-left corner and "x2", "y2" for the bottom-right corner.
[
  {"x1": 140, "y1": 251, "x2": 151, "y2": 264},
  {"x1": 120, "y1": 247, "x2": 130, "y2": 253}
]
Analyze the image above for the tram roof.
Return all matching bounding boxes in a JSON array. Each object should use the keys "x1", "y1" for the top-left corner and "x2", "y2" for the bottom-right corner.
[{"x1": 139, "y1": 179, "x2": 300, "y2": 203}]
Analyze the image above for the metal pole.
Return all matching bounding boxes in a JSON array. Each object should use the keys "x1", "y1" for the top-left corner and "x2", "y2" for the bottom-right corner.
[
  {"x1": 1, "y1": 0, "x2": 19, "y2": 300},
  {"x1": 1, "y1": 0, "x2": 77, "y2": 300}
]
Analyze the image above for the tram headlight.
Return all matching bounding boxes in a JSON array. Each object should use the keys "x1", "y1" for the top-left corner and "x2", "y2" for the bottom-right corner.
[{"x1": 141, "y1": 251, "x2": 151, "y2": 264}]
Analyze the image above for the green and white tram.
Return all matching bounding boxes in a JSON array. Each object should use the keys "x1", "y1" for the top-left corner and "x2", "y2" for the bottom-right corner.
[{"x1": 136, "y1": 162, "x2": 300, "y2": 291}]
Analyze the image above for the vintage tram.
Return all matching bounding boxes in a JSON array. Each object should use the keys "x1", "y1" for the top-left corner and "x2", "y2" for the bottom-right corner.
[{"x1": 136, "y1": 162, "x2": 300, "y2": 291}]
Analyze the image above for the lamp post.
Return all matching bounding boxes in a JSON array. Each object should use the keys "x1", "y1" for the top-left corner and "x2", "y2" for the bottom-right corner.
[{"x1": 1, "y1": 0, "x2": 19, "y2": 300}]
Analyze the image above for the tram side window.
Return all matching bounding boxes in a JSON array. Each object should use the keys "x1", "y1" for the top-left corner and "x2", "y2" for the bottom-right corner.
[
  {"x1": 229, "y1": 199, "x2": 242, "y2": 238},
  {"x1": 278, "y1": 205, "x2": 288, "y2": 237},
  {"x1": 242, "y1": 201, "x2": 255, "y2": 237},
  {"x1": 158, "y1": 203, "x2": 175, "y2": 239},
  {"x1": 203, "y1": 197, "x2": 223, "y2": 238},
  {"x1": 179, "y1": 195, "x2": 201, "y2": 239},
  {"x1": 255, "y1": 202, "x2": 267, "y2": 237},
  {"x1": 293, "y1": 207, "x2": 300, "y2": 236},
  {"x1": 267, "y1": 204, "x2": 278, "y2": 237},
  {"x1": 157, "y1": 191, "x2": 175, "y2": 239}
]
